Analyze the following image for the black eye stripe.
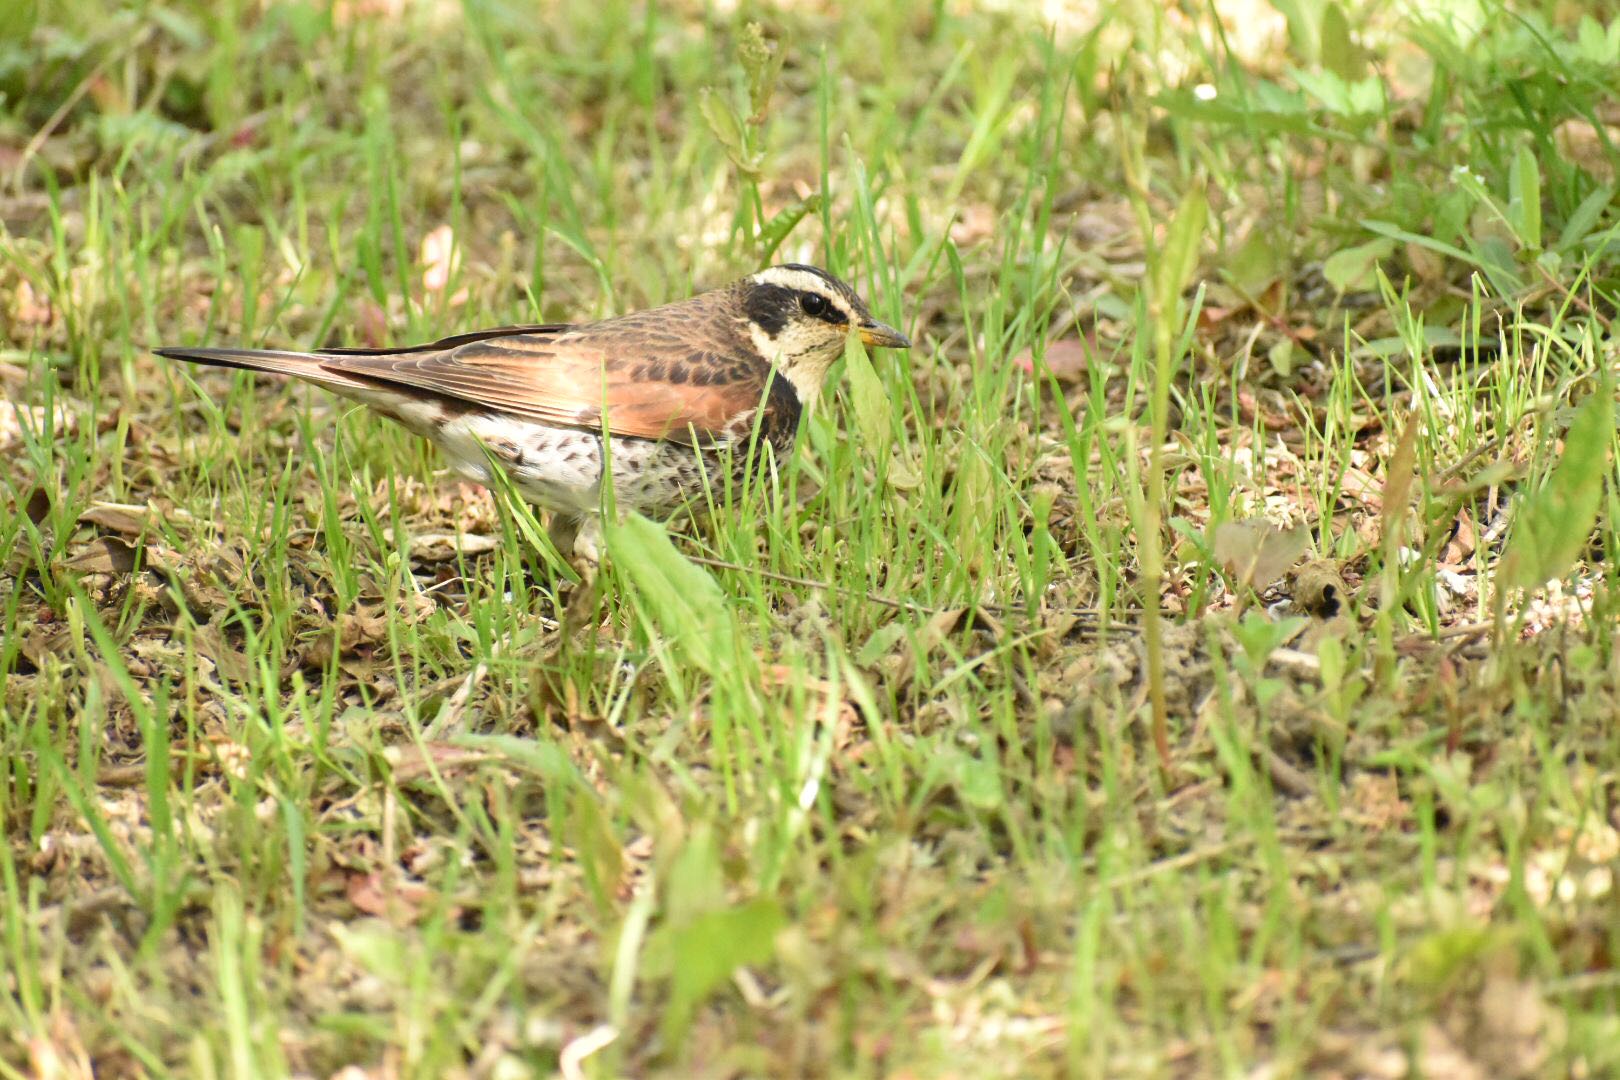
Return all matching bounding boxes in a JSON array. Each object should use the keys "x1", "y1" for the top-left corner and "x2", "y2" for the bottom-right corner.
[{"x1": 798, "y1": 291, "x2": 846, "y2": 324}]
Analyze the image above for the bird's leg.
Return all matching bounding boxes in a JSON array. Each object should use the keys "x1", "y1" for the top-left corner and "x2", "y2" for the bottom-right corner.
[
  {"x1": 553, "y1": 513, "x2": 605, "y2": 631},
  {"x1": 547, "y1": 512, "x2": 583, "y2": 569}
]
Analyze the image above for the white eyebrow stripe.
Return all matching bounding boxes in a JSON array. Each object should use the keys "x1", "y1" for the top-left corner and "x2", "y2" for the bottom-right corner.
[
  {"x1": 747, "y1": 268, "x2": 864, "y2": 325},
  {"x1": 750, "y1": 267, "x2": 839, "y2": 295}
]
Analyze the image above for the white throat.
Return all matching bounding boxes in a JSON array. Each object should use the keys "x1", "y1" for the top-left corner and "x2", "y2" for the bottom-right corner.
[{"x1": 745, "y1": 321, "x2": 836, "y2": 412}]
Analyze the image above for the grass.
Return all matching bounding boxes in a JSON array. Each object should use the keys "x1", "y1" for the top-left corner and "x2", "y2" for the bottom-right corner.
[{"x1": 3, "y1": 0, "x2": 1620, "y2": 1075}]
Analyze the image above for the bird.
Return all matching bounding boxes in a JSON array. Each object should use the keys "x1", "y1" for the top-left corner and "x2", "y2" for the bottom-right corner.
[{"x1": 155, "y1": 264, "x2": 910, "y2": 572}]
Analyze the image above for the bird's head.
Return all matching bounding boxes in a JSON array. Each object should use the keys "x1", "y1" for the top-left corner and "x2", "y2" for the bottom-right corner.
[{"x1": 735, "y1": 264, "x2": 910, "y2": 408}]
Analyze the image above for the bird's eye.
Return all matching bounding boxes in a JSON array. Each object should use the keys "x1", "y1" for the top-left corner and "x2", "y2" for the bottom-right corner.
[{"x1": 800, "y1": 293, "x2": 828, "y2": 317}]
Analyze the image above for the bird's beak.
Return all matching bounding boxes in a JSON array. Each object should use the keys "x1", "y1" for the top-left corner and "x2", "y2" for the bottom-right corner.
[{"x1": 858, "y1": 319, "x2": 911, "y2": 350}]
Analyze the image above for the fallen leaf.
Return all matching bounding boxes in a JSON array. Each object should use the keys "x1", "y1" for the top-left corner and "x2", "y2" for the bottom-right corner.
[
  {"x1": 1338, "y1": 466, "x2": 1384, "y2": 510},
  {"x1": 62, "y1": 537, "x2": 141, "y2": 575},
  {"x1": 22, "y1": 486, "x2": 51, "y2": 525},
  {"x1": 1012, "y1": 338, "x2": 1091, "y2": 383},
  {"x1": 1441, "y1": 506, "x2": 1477, "y2": 565},
  {"x1": 191, "y1": 623, "x2": 252, "y2": 684},
  {"x1": 390, "y1": 529, "x2": 500, "y2": 563},
  {"x1": 79, "y1": 501, "x2": 192, "y2": 536},
  {"x1": 1213, "y1": 520, "x2": 1311, "y2": 591},
  {"x1": 1380, "y1": 407, "x2": 1422, "y2": 555},
  {"x1": 345, "y1": 870, "x2": 436, "y2": 924},
  {"x1": 10, "y1": 280, "x2": 53, "y2": 327}
]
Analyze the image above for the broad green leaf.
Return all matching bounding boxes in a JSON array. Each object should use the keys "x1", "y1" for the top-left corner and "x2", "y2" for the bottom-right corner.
[
  {"x1": 1320, "y1": 3, "x2": 1358, "y2": 79},
  {"x1": 1557, "y1": 183, "x2": 1614, "y2": 252},
  {"x1": 843, "y1": 332, "x2": 892, "y2": 459},
  {"x1": 1291, "y1": 67, "x2": 1350, "y2": 115},
  {"x1": 1346, "y1": 76, "x2": 1384, "y2": 115},
  {"x1": 698, "y1": 88, "x2": 744, "y2": 156},
  {"x1": 605, "y1": 514, "x2": 735, "y2": 674},
  {"x1": 1508, "y1": 145, "x2": 1542, "y2": 251},
  {"x1": 330, "y1": 923, "x2": 409, "y2": 983},
  {"x1": 662, "y1": 824, "x2": 724, "y2": 927},
  {"x1": 658, "y1": 899, "x2": 786, "y2": 1045},
  {"x1": 1154, "y1": 186, "x2": 1208, "y2": 324},
  {"x1": 455, "y1": 733, "x2": 580, "y2": 784},
  {"x1": 1361, "y1": 218, "x2": 1474, "y2": 266},
  {"x1": 1503, "y1": 388, "x2": 1614, "y2": 590},
  {"x1": 1323, "y1": 237, "x2": 1394, "y2": 293},
  {"x1": 951, "y1": 751, "x2": 1003, "y2": 810}
]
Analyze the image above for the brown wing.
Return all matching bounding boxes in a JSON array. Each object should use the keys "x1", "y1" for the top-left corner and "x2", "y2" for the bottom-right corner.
[{"x1": 315, "y1": 298, "x2": 779, "y2": 445}]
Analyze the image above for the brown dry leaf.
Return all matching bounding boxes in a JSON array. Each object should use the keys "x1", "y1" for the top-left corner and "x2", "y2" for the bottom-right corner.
[
  {"x1": 1235, "y1": 386, "x2": 1293, "y2": 432},
  {"x1": 1346, "y1": 771, "x2": 1410, "y2": 831},
  {"x1": 21, "y1": 625, "x2": 75, "y2": 667},
  {"x1": 1406, "y1": 240, "x2": 1447, "y2": 283},
  {"x1": 11, "y1": 279, "x2": 54, "y2": 327},
  {"x1": 1339, "y1": 466, "x2": 1384, "y2": 510},
  {"x1": 357, "y1": 299, "x2": 390, "y2": 348},
  {"x1": 949, "y1": 203, "x2": 995, "y2": 246},
  {"x1": 1381, "y1": 407, "x2": 1422, "y2": 552},
  {"x1": 332, "y1": 0, "x2": 406, "y2": 24},
  {"x1": 78, "y1": 503, "x2": 152, "y2": 536},
  {"x1": 391, "y1": 529, "x2": 500, "y2": 563},
  {"x1": 21, "y1": 485, "x2": 51, "y2": 525},
  {"x1": 1457, "y1": 960, "x2": 1556, "y2": 1079},
  {"x1": 79, "y1": 501, "x2": 192, "y2": 536},
  {"x1": 871, "y1": 607, "x2": 977, "y2": 691},
  {"x1": 760, "y1": 663, "x2": 860, "y2": 752},
  {"x1": 346, "y1": 870, "x2": 436, "y2": 924},
  {"x1": 1213, "y1": 520, "x2": 1311, "y2": 591},
  {"x1": 1442, "y1": 507, "x2": 1477, "y2": 565},
  {"x1": 1012, "y1": 338, "x2": 1090, "y2": 383},
  {"x1": 339, "y1": 605, "x2": 391, "y2": 654},
  {"x1": 61, "y1": 536, "x2": 142, "y2": 575},
  {"x1": 191, "y1": 623, "x2": 252, "y2": 684}
]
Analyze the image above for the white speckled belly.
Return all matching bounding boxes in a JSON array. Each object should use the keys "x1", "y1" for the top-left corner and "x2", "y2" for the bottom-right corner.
[
  {"x1": 346, "y1": 388, "x2": 774, "y2": 518},
  {"x1": 444, "y1": 414, "x2": 720, "y2": 516}
]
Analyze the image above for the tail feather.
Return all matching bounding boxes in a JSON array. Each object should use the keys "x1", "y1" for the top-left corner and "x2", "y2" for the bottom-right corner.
[{"x1": 153, "y1": 346, "x2": 371, "y2": 391}]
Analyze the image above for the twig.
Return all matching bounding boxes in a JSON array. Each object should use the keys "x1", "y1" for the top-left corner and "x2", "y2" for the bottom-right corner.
[{"x1": 1262, "y1": 748, "x2": 1316, "y2": 798}]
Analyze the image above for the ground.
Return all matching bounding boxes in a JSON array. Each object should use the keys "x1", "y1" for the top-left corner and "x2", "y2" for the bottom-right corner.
[{"x1": 3, "y1": 0, "x2": 1620, "y2": 1076}]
